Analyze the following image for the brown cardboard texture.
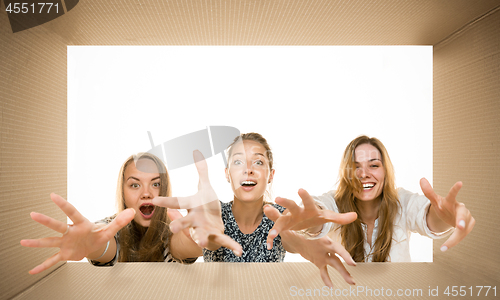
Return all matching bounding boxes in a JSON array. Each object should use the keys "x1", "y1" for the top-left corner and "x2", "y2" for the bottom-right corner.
[{"x1": 1, "y1": 1, "x2": 499, "y2": 299}]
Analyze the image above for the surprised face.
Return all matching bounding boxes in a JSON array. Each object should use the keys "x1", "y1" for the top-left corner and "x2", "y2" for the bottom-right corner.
[
  {"x1": 226, "y1": 140, "x2": 274, "y2": 204},
  {"x1": 123, "y1": 159, "x2": 161, "y2": 227}
]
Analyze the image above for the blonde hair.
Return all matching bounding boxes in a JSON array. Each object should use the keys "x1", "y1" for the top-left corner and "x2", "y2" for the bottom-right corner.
[
  {"x1": 225, "y1": 132, "x2": 274, "y2": 202},
  {"x1": 115, "y1": 152, "x2": 172, "y2": 262},
  {"x1": 335, "y1": 136, "x2": 399, "y2": 262}
]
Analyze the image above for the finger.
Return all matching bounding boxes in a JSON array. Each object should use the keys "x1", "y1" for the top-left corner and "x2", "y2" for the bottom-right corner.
[
  {"x1": 208, "y1": 233, "x2": 243, "y2": 257},
  {"x1": 191, "y1": 227, "x2": 208, "y2": 247},
  {"x1": 97, "y1": 208, "x2": 135, "y2": 239},
  {"x1": 440, "y1": 216, "x2": 475, "y2": 252},
  {"x1": 327, "y1": 255, "x2": 355, "y2": 285},
  {"x1": 297, "y1": 189, "x2": 319, "y2": 210},
  {"x1": 50, "y1": 193, "x2": 86, "y2": 225},
  {"x1": 319, "y1": 265, "x2": 334, "y2": 288},
  {"x1": 20, "y1": 237, "x2": 61, "y2": 248},
  {"x1": 166, "y1": 208, "x2": 183, "y2": 221},
  {"x1": 445, "y1": 181, "x2": 463, "y2": 204},
  {"x1": 157, "y1": 193, "x2": 218, "y2": 210},
  {"x1": 420, "y1": 178, "x2": 440, "y2": 206},
  {"x1": 454, "y1": 203, "x2": 468, "y2": 229},
  {"x1": 264, "y1": 205, "x2": 290, "y2": 249},
  {"x1": 193, "y1": 150, "x2": 210, "y2": 184},
  {"x1": 265, "y1": 216, "x2": 292, "y2": 249},
  {"x1": 322, "y1": 211, "x2": 358, "y2": 226},
  {"x1": 153, "y1": 196, "x2": 181, "y2": 209},
  {"x1": 178, "y1": 189, "x2": 219, "y2": 209},
  {"x1": 167, "y1": 209, "x2": 192, "y2": 238},
  {"x1": 168, "y1": 214, "x2": 196, "y2": 234},
  {"x1": 274, "y1": 197, "x2": 302, "y2": 215},
  {"x1": 29, "y1": 212, "x2": 67, "y2": 234},
  {"x1": 329, "y1": 241, "x2": 356, "y2": 266},
  {"x1": 263, "y1": 204, "x2": 282, "y2": 222},
  {"x1": 28, "y1": 251, "x2": 62, "y2": 275}
]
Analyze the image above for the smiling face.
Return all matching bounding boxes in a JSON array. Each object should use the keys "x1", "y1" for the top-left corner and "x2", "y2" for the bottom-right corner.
[
  {"x1": 353, "y1": 143, "x2": 386, "y2": 202},
  {"x1": 123, "y1": 158, "x2": 162, "y2": 227},
  {"x1": 226, "y1": 140, "x2": 274, "y2": 203}
]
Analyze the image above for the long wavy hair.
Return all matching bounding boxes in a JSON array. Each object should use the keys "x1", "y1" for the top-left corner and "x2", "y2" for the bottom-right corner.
[
  {"x1": 225, "y1": 132, "x2": 274, "y2": 203},
  {"x1": 115, "y1": 152, "x2": 172, "y2": 262},
  {"x1": 335, "y1": 136, "x2": 399, "y2": 262}
]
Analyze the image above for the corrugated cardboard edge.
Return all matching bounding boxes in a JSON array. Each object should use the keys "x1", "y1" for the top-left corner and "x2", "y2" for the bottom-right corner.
[
  {"x1": 433, "y1": 5, "x2": 500, "y2": 285},
  {"x1": 13, "y1": 262, "x2": 485, "y2": 300},
  {"x1": 0, "y1": 2, "x2": 68, "y2": 299}
]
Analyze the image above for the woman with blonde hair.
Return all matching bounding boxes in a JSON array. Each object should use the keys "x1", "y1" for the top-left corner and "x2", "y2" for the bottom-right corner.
[
  {"x1": 266, "y1": 135, "x2": 475, "y2": 262},
  {"x1": 21, "y1": 152, "x2": 236, "y2": 273}
]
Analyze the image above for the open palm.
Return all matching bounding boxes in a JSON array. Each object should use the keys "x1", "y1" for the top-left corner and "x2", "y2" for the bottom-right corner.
[
  {"x1": 20, "y1": 193, "x2": 134, "y2": 274},
  {"x1": 153, "y1": 150, "x2": 242, "y2": 255}
]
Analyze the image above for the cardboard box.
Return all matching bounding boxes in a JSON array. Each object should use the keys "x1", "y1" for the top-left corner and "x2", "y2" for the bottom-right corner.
[{"x1": 1, "y1": 1, "x2": 499, "y2": 299}]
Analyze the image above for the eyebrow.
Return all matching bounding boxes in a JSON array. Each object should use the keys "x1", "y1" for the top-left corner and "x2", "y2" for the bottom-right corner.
[
  {"x1": 127, "y1": 176, "x2": 161, "y2": 181},
  {"x1": 355, "y1": 158, "x2": 382, "y2": 163},
  {"x1": 232, "y1": 152, "x2": 265, "y2": 157}
]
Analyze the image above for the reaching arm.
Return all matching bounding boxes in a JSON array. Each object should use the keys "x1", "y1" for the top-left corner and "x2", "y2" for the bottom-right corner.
[
  {"x1": 167, "y1": 208, "x2": 203, "y2": 260},
  {"x1": 420, "y1": 178, "x2": 475, "y2": 252},
  {"x1": 20, "y1": 193, "x2": 134, "y2": 274}
]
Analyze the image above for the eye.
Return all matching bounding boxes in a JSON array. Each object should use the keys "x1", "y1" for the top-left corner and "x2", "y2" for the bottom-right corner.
[
  {"x1": 130, "y1": 183, "x2": 140, "y2": 188},
  {"x1": 254, "y1": 159, "x2": 264, "y2": 166},
  {"x1": 233, "y1": 159, "x2": 243, "y2": 165},
  {"x1": 152, "y1": 182, "x2": 161, "y2": 188}
]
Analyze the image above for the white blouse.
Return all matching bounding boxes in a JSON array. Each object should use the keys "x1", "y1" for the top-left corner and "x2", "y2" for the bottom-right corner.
[{"x1": 313, "y1": 188, "x2": 453, "y2": 262}]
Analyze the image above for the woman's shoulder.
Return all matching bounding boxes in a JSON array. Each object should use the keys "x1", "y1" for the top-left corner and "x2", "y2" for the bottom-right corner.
[
  {"x1": 312, "y1": 190, "x2": 338, "y2": 212},
  {"x1": 220, "y1": 201, "x2": 233, "y2": 216},
  {"x1": 396, "y1": 187, "x2": 423, "y2": 201},
  {"x1": 396, "y1": 187, "x2": 431, "y2": 209}
]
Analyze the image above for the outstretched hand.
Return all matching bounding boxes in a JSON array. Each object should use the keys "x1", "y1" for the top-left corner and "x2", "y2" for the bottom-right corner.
[
  {"x1": 265, "y1": 189, "x2": 357, "y2": 248},
  {"x1": 297, "y1": 235, "x2": 356, "y2": 287},
  {"x1": 266, "y1": 207, "x2": 356, "y2": 287},
  {"x1": 20, "y1": 193, "x2": 135, "y2": 275},
  {"x1": 153, "y1": 150, "x2": 242, "y2": 256},
  {"x1": 420, "y1": 178, "x2": 475, "y2": 252}
]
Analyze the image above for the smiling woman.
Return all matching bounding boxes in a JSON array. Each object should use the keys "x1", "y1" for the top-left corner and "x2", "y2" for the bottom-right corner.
[{"x1": 265, "y1": 135, "x2": 475, "y2": 263}]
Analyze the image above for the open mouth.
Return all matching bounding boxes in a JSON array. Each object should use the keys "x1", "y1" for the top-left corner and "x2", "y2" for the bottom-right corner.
[
  {"x1": 139, "y1": 203, "x2": 155, "y2": 219},
  {"x1": 240, "y1": 180, "x2": 257, "y2": 187},
  {"x1": 363, "y1": 183, "x2": 375, "y2": 190},
  {"x1": 240, "y1": 180, "x2": 257, "y2": 190}
]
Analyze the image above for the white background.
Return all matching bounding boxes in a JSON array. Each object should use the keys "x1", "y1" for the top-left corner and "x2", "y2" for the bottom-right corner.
[{"x1": 68, "y1": 46, "x2": 433, "y2": 262}]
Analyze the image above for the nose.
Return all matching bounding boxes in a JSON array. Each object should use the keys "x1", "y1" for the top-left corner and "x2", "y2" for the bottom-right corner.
[
  {"x1": 140, "y1": 185, "x2": 153, "y2": 199},
  {"x1": 357, "y1": 166, "x2": 370, "y2": 179},
  {"x1": 244, "y1": 163, "x2": 255, "y2": 175},
  {"x1": 244, "y1": 168, "x2": 254, "y2": 175}
]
